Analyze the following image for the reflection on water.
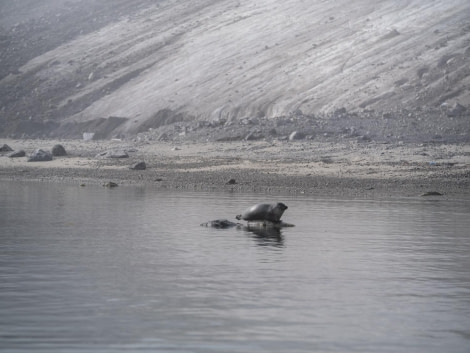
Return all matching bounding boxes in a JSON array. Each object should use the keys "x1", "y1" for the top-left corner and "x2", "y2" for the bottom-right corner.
[{"x1": 0, "y1": 181, "x2": 469, "y2": 353}]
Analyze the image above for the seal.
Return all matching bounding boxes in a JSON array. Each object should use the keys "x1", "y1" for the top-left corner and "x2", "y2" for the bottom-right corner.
[{"x1": 236, "y1": 203, "x2": 288, "y2": 223}]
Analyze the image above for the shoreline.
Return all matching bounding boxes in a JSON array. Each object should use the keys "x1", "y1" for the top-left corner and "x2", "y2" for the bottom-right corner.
[{"x1": 1, "y1": 138, "x2": 469, "y2": 199}]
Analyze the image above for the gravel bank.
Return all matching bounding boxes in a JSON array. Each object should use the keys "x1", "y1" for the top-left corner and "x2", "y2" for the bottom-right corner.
[{"x1": 1, "y1": 138, "x2": 468, "y2": 199}]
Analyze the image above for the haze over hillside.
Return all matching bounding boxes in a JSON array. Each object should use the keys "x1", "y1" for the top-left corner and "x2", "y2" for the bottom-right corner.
[{"x1": 1, "y1": 0, "x2": 469, "y2": 138}]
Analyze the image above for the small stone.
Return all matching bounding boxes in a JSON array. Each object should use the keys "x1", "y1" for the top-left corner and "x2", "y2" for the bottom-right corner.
[
  {"x1": 227, "y1": 178, "x2": 237, "y2": 185},
  {"x1": 130, "y1": 161, "x2": 146, "y2": 170},
  {"x1": 103, "y1": 182, "x2": 118, "y2": 188}
]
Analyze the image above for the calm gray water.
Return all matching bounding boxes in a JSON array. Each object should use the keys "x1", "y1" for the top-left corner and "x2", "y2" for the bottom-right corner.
[{"x1": 1, "y1": 181, "x2": 469, "y2": 353}]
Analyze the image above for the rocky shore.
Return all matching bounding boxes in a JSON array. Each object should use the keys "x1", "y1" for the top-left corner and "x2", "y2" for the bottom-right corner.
[{"x1": 1, "y1": 137, "x2": 468, "y2": 199}]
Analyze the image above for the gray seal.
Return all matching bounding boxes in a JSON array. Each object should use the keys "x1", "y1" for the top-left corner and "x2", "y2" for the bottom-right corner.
[{"x1": 236, "y1": 203, "x2": 288, "y2": 223}]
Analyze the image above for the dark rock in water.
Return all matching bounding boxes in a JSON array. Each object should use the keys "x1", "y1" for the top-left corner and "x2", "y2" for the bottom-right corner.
[
  {"x1": 96, "y1": 149, "x2": 129, "y2": 158},
  {"x1": 226, "y1": 178, "x2": 237, "y2": 185},
  {"x1": 201, "y1": 219, "x2": 239, "y2": 228},
  {"x1": 51, "y1": 144, "x2": 67, "y2": 156},
  {"x1": 8, "y1": 150, "x2": 26, "y2": 158},
  {"x1": 28, "y1": 149, "x2": 53, "y2": 162},
  {"x1": 0, "y1": 144, "x2": 13, "y2": 152},
  {"x1": 289, "y1": 131, "x2": 305, "y2": 141},
  {"x1": 103, "y1": 182, "x2": 118, "y2": 187},
  {"x1": 130, "y1": 161, "x2": 146, "y2": 170},
  {"x1": 420, "y1": 191, "x2": 443, "y2": 196}
]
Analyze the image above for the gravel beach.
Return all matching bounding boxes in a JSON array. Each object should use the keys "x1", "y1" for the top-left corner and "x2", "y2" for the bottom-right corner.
[{"x1": 1, "y1": 138, "x2": 469, "y2": 199}]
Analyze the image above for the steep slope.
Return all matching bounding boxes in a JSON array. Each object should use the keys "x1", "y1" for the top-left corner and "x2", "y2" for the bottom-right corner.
[{"x1": 1, "y1": 0, "x2": 469, "y2": 138}]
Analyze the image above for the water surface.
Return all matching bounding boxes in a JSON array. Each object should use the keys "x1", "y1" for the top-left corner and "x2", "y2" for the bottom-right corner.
[{"x1": 1, "y1": 182, "x2": 469, "y2": 352}]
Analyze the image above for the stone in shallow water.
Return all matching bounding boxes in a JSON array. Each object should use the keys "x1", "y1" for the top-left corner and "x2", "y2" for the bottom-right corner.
[{"x1": 28, "y1": 149, "x2": 53, "y2": 162}]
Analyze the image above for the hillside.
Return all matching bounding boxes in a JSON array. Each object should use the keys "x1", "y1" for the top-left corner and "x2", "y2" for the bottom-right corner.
[{"x1": 1, "y1": 0, "x2": 469, "y2": 140}]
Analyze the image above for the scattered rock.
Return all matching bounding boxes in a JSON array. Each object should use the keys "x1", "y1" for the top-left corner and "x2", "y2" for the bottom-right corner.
[
  {"x1": 446, "y1": 103, "x2": 467, "y2": 117},
  {"x1": 357, "y1": 135, "x2": 371, "y2": 142},
  {"x1": 51, "y1": 144, "x2": 67, "y2": 156},
  {"x1": 0, "y1": 144, "x2": 13, "y2": 152},
  {"x1": 420, "y1": 191, "x2": 443, "y2": 196},
  {"x1": 96, "y1": 149, "x2": 129, "y2": 158},
  {"x1": 227, "y1": 178, "x2": 237, "y2": 185},
  {"x1": 158, "y1": 132, "x2": 169, "y2": 141},
  {"x1": 289, "y1": 131, "x2": 306, "y2": 141},
  {"x1": 245, "y1": 131, "x2": 263, "y2": 141},
  {"x1": 268, "y1": 128, "x2": 277, "y2": 136},
  {"x1": 8, "y1": 150, "x2": 26, "y2": 158},
  {"x1": 28, "y1": 149, "x2": 53, "y2": 162},
  {"x1": 130, "y1": 161, "x2": 146, "y2": 170}
]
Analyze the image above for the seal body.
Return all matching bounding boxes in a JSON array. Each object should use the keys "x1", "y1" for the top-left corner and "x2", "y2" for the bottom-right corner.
[{"x1": 236, "y1": 203, "x2": 288, "y2": 223}]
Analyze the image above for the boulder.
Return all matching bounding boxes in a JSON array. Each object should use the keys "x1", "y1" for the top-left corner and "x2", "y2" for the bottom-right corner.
[
  {"x1": 28, "y1": 149, "x2": 53, "y2": 162},
  {"x1": 8, "y1": 150, "x2": 26, "y2": 158},
  {"x1": 51, "y1": 144, "x2": 67, "y2": 156},
  {"x1": 0, "y1": 144, "x2": 13, "y2": 152}
]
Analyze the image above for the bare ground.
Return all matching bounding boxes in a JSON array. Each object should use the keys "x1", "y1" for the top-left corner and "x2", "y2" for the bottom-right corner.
[
  {"x1": 1, "y1": 138, "x2": 469, "y2": 199},
  {"x1": 1, "y1": 1, "x2": 469, "y2": 197},
  {"x1": 1, "y1": 0, "x2": 469, "y2": 139}
]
